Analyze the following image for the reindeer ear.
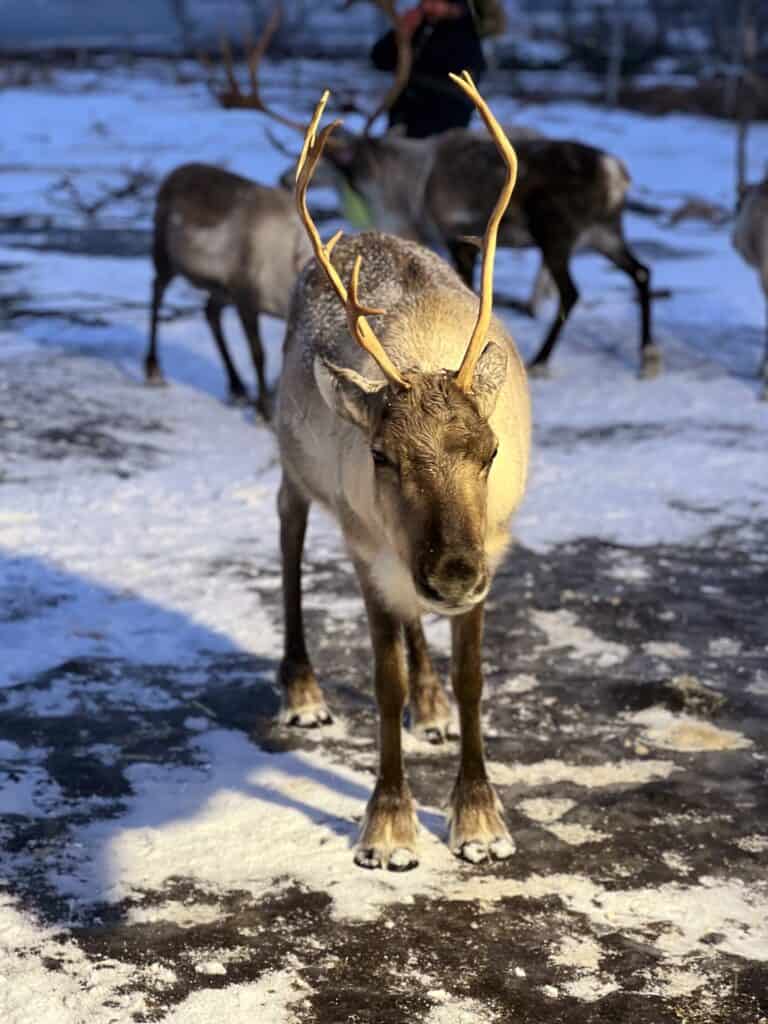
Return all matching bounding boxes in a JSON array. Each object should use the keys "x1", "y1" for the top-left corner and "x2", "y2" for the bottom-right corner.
[
  {"x1": 470, "y1": 341, "x2": 508, "y2": 419},
  {"x1": 314, "y1": 357, "x2": 387, "y2": 431}
]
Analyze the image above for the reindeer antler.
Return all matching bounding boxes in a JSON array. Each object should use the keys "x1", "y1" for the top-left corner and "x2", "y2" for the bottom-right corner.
[
  {"x1": 296, "y1": 91, "x2": 409, "y2": 389},
  {"x1": 200, "y1": 5, "x2": 307, "y2": 134},
  {"x1": 449, "y1": 71, "x2": 518, "y2": 393},
  {"x1": 362, "y1": 0, "x2": 413, "y2": 136}
]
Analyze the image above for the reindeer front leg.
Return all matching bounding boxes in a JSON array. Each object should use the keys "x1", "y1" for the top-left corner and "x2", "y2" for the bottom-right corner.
[
  {"x1": 354, "y1": 567, "x2": 419, "y2": 871},
  {"x1": 449, "y1": 603, "x2": 515, "y2": 863}
]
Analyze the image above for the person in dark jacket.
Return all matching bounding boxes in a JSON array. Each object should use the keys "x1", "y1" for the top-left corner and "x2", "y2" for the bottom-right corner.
[{"x1": 370, "y1": 0, "x2": 487, "y2": 138}]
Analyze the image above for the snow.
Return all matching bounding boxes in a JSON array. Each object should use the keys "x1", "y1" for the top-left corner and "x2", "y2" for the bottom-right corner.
[{"x1": 0, "y1": 56, "x2": 767, "y2": 1023}]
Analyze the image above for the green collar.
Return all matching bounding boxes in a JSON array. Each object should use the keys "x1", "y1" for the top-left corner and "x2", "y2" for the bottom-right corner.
[{"x1": 340, "y1": 181, "x2": 374, "y2": 230}]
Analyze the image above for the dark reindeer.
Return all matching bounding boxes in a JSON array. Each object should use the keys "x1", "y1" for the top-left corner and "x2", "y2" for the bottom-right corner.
[
  {"x1": 208, "y1": 5, "x2": 660, "y2": 380},
  {"x1": 276, "y1": 77, "x2": 530, "y2": 870},
  {"x1": 146, "y1": 163, "x2": 311, "y2": 418},
  {"x1": 319, "y1": 125, "x2": 659, "y2": 378}
]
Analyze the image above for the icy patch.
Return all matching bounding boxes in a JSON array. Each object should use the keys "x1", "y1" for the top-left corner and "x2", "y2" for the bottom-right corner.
[
  {"x1": 489, "y1": 757, "x2": 679, "y2": 789},
  {"x1": 126, "y1": 901, "x2": 224, "y2": 928},
  {"x1": 517, "y1": 797, "x2": 576, "y2": 823},
  {"x1": 561, "y1": 975, "x2": 620, "y2": 1001},
  {"x1": 497, "y1": 673, "x2": 538, "y2": 696},
  {"x1": 642, "y1": 966, "x2": 706, "y2": 998},
  {"x1": 551, "y1": 933, "x2": 603, "y2": 971},
  {"x1": 443, "y1": 874, "x2": 768, "y2": 961},
  {"x1": 604, "y1": 553, "x2": 651, "y2": 583},
  {"x1": 0, "y1": 897, "x2": 149, "y2": 1023},
  {"x1": 161, "y1": 968, "x2": 311, "y2": 1023},
  {"x1": 643, "y1": 641, "x2": 690, "y2": 659},
  {"x1": 625, "y1": 708, "x2": 752, "y2": 752},
  {"x1": 546, "y1": 823, "x2": 610, "y2": 846},
  {"x1": 735, "y1": 835, "x2": 768, "y2": 855},
  {"x1": 708, "y1": 637, "x2": 743, "y2": 656},
  {"x1": 531, "y1": 609, "x2": 628, "y2": 667},
  {"x1": 424, "y1": 997, "x2": 498, "y2": 1024}
]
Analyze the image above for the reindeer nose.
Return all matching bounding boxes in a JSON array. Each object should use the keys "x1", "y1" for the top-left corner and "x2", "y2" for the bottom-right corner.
[{"x1": 422, "y1": 555, "x2": 488, "y2": 605}]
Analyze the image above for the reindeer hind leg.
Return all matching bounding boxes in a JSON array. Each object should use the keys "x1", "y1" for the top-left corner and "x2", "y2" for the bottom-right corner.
[
  {"x1": 204, "y1": 296, "x2": 249, "y2": 403},
  {"x1": 526, "y1": 246, "x2": 578, "y2": 376},
  {"x1": 405, "y1": 619, "x2": 454, "y2": 744},
  {"x1": 278, "y1": 474, "x2": 331, "y2": 727},
  {"x1": 145, "y1": 259, "x2": 173, "y2": 386},
  {"x1": 592, "y1": 219, "x2": 661, "y2": 379}
]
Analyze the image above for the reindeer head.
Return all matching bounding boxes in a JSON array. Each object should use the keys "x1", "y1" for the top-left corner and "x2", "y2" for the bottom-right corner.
[{"x1": 297, "y1": 78, "x2": 518, "y2": 616}]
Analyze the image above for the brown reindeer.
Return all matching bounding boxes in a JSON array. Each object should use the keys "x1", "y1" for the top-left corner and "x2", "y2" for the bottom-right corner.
[
  {"x1": 732, "y1": 174, "x2": 768, "y2": 400},
  {"x1": 146, "y1": 162, "x2": 311, "y2": 418},
  {"x1": 276, "y1": 77, "x2": 530, "y2": 870}
]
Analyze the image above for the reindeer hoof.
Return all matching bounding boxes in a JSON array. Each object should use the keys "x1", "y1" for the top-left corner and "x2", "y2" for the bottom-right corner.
[
  {"x1": 639, "y1": 345, "x2": 663, "y2": 380},
  {"x1": 458, "y1": 840, "x2": 489, "y2": 864},
  {"x1": 423, "y1": 726, "x2": 446, "y2": 745},
  {"x1": 355, "y1": 847, "x2": 383, "y2": 870},
  {"x1": 227, "y1": 389, "x2": 251, "y2": 406},
  {"x1": 388, "y1": 847, "x2": 419, "y2": 871},
  {"x1": 489, "y1": 836, "x2": 516, "y2": 860},
  {"x1": 354, "y1": 846, "x2": 418, "y2": 871},
  {"x1": 284, "y1": 707, "x2": 332, "y2": 728},
  {"x1": 457, "y1": 836, "x2": 515, "y2": 864},
  {"x1": 526, "y1": 361, "x2": 551, "y2": 379},
  {"x1": 416, "y1": 720, "x2": 458, "y2": 745},
  {"x1": 255, "y1": 393, "x2": 275, "y2": 421},
  {"x1": 144, "y1": 367, "x2": 167, "y2": 387}
]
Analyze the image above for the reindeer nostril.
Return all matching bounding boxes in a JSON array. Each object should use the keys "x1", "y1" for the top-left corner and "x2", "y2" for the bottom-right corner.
[{"x1": 442, "y1": 558, "x2": 479, "y2": 584}]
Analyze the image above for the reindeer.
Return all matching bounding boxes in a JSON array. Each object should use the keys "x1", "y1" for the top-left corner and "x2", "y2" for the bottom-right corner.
[
  {"x1": 732, "y1": 176, "x2": 768, "y2": 400},
  {"x1": 276, "y1": 76, "x2": 530, "y2": 870},
  {"x1": 146, "y1": 162, "x2": 311, "y2": 417},
  {"x1": 208, "y1": 9, "x2": 660, "y2": 380},
  {"x1": 320, "y1": 126, "x2": 660, "y2": 378}
]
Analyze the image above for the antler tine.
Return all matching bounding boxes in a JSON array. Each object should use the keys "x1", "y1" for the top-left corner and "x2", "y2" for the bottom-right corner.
[
  {"x1": 347, "y1": 254, "x2": 386, "y2": 348},
  {"x1": 201, "y1": 6, "x2": 306, "y2": 133},
  {"x1": 363, "y1": 0, "x2": 413, "y2": 136},
  {"x1": 219, "y1": 33, "x2": 242, "y2": 104},
  {"x1": 449, "y1": 71, "x2": 518, "y2": 392},
  {"x1": 247, "y1": 4, "x2": 281, "y2": 95},
  {"x1": 296, "y1": 92, "x2": 409, "y2": 389}
]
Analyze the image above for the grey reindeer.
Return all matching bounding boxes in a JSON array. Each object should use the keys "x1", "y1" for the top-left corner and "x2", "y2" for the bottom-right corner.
[
  {"x1": 146, "y1": 162, "x2": 311, "y2": 417},
  {"x1": 732, "y1": 175, "x2": 768, "y2": 400},
  {"x1": 276, "y1": 77, "x2": 531, "y2": 871}
]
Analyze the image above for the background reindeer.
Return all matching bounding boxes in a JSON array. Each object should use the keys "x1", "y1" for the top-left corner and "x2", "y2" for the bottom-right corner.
[
  {"x1": 732, "y1": 175, "x2": 768, "y2": 400},
  {"x1": 208, "y1": 6, "x2": 660, "y2": 380},
  {"x1": 276, "y1": 77, "x2": 530, "y2": 871},
  {"x1": 146, "y1": 162, "x2": 311, "y2": 418}
]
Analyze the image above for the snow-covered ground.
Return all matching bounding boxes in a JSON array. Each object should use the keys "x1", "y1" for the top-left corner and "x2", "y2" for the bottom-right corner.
[{"x1": 1, "y1": 60, "x2": 767, "y2": 1023}]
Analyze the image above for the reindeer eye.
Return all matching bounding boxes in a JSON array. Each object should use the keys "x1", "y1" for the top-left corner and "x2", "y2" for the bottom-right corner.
[
  {"x1": 371, "y1": 448, "x2": 393, "y2": 469},
  {"x1": 483, "y1": 446, "x2": 499, "y2": 472}
]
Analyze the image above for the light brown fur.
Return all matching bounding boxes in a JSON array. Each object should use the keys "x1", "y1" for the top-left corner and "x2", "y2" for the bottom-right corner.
[{"x1": 276, "y1": 231, "x2": 530, "y2": 869}]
